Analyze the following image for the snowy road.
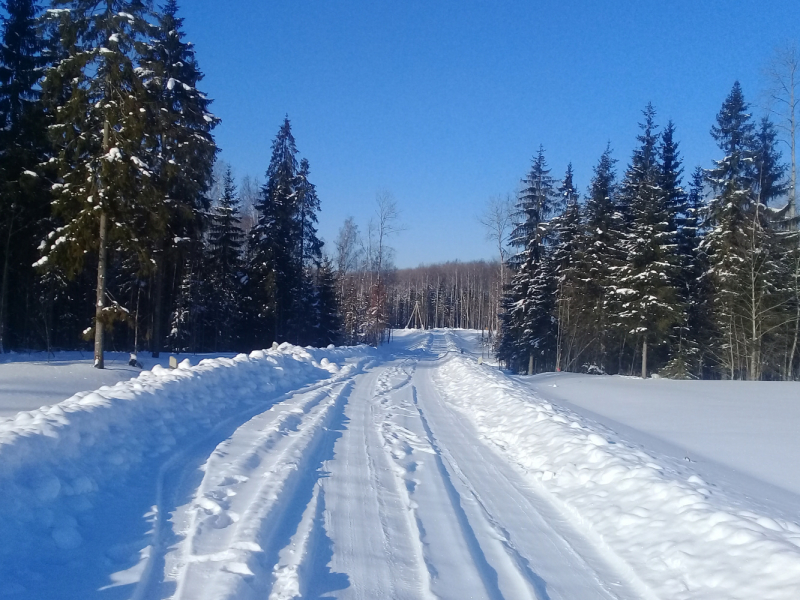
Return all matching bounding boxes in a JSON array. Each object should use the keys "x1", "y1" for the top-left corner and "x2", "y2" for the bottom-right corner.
[
  {"x1": 3, "y1": 331, "x2": 800, "y2": 599},
  {"x1": 130, "y1": 331, "x2": 635, "y2": 600}
]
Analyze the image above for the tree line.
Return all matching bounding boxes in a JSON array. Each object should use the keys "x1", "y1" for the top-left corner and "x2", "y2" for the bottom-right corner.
[
  {"x1": 498, "y1": 79, "x2": 800, "y2": 380},
  {"x1": 0, "y1": 0, "x2": 340, "y2": 365}
]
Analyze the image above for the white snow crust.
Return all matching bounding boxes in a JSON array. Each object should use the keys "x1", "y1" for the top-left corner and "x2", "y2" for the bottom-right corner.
[
  {"x1": 3, "y1": 329, "x2": 800, "y2": 599},
  {"x1": 0, "y1": 344, "x2": 370, "y2": 597},
  {"x1": 435, "y1": 354, "x2": 800, "y2": 600}
]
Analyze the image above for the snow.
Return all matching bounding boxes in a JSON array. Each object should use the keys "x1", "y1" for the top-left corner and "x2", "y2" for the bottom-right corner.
[
  {"x1": 522, "y1": 373, "x2": 800, "y2": 499},
  {"x1": 2, "y1": 330, "x2": 800, "y2": 599},
  {"x1": 0, "y1": 351, "x2": 236, "y2": 419},
  {"x1": 436, "y1": 343, "x2": 800, "y2": 600},
  {"x1": 104, "y1": 147, "x2": 122, "y2": 162},
  {"x1": 0, "y1": 344, "x2": 370, "y2": 598}
]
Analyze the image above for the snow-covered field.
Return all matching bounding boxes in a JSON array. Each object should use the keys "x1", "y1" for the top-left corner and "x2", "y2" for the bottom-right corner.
[
  {"x1": 0, "y1": 351, "x2": 236, "y2": 418},
  {"x1": 522, "y1": 373, "x2": 800, "y2": 500},
  {"x1": 1, "y1": 330, "x2": 799, "y2": 599}
]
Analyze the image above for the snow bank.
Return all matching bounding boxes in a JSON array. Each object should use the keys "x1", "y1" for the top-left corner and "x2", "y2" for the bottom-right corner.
[
  {"x1": 434, "y1": 356, "x2": 800, "y2": 600},
  {"x1": 0, "y1": 344, "x2": 370, "y2": 574}
]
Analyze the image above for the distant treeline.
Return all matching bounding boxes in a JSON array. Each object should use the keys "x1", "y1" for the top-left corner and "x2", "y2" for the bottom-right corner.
[{"x1": 386, "y1": 261, "x2": 500, "y2": 333}]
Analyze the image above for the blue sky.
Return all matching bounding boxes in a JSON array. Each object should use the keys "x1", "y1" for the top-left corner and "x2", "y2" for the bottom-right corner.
[{"x1": 181, "y1": 1, "x2": 800, "y2": 267}]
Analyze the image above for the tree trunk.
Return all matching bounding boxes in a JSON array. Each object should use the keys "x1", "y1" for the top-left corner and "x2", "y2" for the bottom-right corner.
[
  {"x1": 528, "y1": 352, "x2": 534, "y2": 376},
  {"x1": 789, "y1": 255, "x2": 800, "y2": 380},
  {"x1": 152, "y1": 242, "x2": 164, "y2": 357},
  {"x1": 789, "y1": 297, "x2": 800, "y2": 380},
  {"x1": 95, "y1": 116, "x2": 112, "y2": 370},
  {"x1": 0, "y1": 214, "x2": 14, "y2": 354},
  {"x1": 641, "y1": 338, "x2": 648, "y2": 379},
  {"x1": 94, "y1": 211, "x2": 108, "y2": 369},
  {"x1": 790, "y1": 74, "x2": 797, "y2": 227}
]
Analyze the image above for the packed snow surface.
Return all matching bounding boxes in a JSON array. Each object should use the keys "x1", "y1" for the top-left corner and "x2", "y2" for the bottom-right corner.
[{"x1": 1, "y1": 330, "x2": 799, "y2": 599}]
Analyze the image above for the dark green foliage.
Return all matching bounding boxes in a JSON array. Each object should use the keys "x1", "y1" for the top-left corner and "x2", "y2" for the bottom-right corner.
[
  {"x1": 498, "y1": 146, "x2": 558, "y2": 372},
  {"x1": 246, "y1": 117, "x2": 338, "y2": 349},
  {"x1": 248, "y1": 117, "x2": 298, "y2": 344},
  {"x1": 207, "y1": 166, "x2": 244, "y2": 349},
  {"x1": 702, "y1": 82, "x2": 788, "y2": 379},
  {"x1": 138, "y1": 0, "x2": 219, "y2": 355},
  {"x1": 612, "y1": 105, "x2": 683, "y2": 376},
  {"x1": 40, "y1": 0, "x2": 158, "y2": 272},
  {"x1": 314, "y1": 258, "x2": 341, "y2": 347},
  {"x1": 0, "y1": 0, "x2": 50, "y2": 352},
  {"x1": 572, "y1": 145, "x2": 620, "y2": 372}
]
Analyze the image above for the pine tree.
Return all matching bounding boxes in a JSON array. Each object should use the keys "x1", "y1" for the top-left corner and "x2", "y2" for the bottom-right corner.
[
  {"x1": 551, "y1": 164, "x2": 583, "y2": 371},
  {"x1": 0, "y1": 0, "x2": 49, "y2": 352},
  {"x1": 670, "y1": 166, "x2": 714, "y2": 377},
  {"x1": 753, "y1": 117, "x2": 788, "y2": 207},
  {"x1": 294, "y1": 157, "x2": 324, "y2": 345},
  {"x1": 314, "y1": 258, "x2": 341, "y2": 347},
  {"x1": 138, "y1": 0, "x2": 218, "y2": 355},
  {"x1": 39, "y1": 0, "x2": 158, "y2": 368},
  {"x1": 659, "y1": 121, "x2": 686, "y2": 238},
  {"x1": 752, "y1": 116, "x2": 795, "y2": 378}
]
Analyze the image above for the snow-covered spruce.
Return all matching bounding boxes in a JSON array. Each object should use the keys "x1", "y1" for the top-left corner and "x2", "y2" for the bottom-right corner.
[{"x1": 434, "y1": 355, "x2": 800, "y2": 600}]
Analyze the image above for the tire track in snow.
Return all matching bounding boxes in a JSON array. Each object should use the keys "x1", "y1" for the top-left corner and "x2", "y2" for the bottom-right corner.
[
  {"x1": 373, "y1": 350, "x2": 541, "y2": 599},
  {"x1": 410, "y1": 384, "x2": 529, "y2": 600},
  {"x1": 423, "y1": 344, "x2": 643, "y2": 600},
  {"x1": 320, "y1": 361, "x2": 443, "y2": 600},
  {"x1": 169, "y1": 377, "x2": 355, "y2": 600},
  {"x1": 130, "y1": 369, "x2": 363, "y2": 600},
  {"x1": 373, "y1": 361, "x2": 438, "y2": 600},
  {"x1": 413, "y1": 382, "x2": 556, "y2": 600}
]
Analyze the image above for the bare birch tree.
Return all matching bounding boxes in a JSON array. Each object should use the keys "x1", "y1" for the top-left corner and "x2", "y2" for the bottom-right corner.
[{"x1": 764, "y1": 42, "x2": 800, "y2": 379}]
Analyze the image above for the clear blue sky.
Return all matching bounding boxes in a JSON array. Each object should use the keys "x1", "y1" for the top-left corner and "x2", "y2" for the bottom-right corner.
[{"x1": 181, "y1": 0, "x2": 800, "y2": 268}]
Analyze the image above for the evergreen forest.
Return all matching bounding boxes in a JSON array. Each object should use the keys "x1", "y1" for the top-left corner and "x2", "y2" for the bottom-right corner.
[{"x1": 0, "y1": 1, "x2": 798, "y2": 381}]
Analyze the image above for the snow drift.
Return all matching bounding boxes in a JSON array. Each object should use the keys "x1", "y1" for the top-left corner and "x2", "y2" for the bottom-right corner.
[
  {"x1": 0, "y1": 343, "x2": 371, "y2": 595},
  {"x1": 435, "y1": 355, "x2": 800, "y2": 600}
]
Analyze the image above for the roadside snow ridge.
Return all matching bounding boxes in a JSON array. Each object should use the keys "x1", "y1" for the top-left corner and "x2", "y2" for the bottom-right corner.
[{"x1": 435, "y1": 355, "x2": 800, "y2": 600}]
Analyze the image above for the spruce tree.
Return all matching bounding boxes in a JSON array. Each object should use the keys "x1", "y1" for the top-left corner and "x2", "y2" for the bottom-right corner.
[
  {"x1": 39, "y1": 0, "x2": 156, "y2": 368},
  {"x1": 314, "y1": 258, "x2": 341, "y2": 347},
  {"x1": 572, "y1": 144, "x2": 620, "y2": 372},
  {"x1": 753, "y1": 117, "x2": 788, "y2": 207},
  {"x1": 208, "y1": 166, "x2": 244, "y2": 349},
  {"x1": 248, "y1": 117, "x2": 299, "y2": 345},
  {"x1": 551, "y1": 164, "x2": 583, "y2": 371},
  {"x1": 752, "y1": 116, "x2": 794, "y2": 379},
  {"x1": 498, "y1": 146, "x2": 557, "y2": 372},
  {"x1": 703, "y1": 82, "x2": 786, "y2": 379},
  {"x1": 0, "y1": 0, "x2": 48, "y2": 352},
  {"x1": 613, "y1": 105, "x2": 683, "y2": 377},
  {"x1": 670, "y1": 166, "x2": 714, "y2": 377},
  {"x1": 138, "y1": 0, "x2": 218, "y2": 355},
  {"x1": 294, "y1": 157, "x2": 324, "y2": 345}
]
